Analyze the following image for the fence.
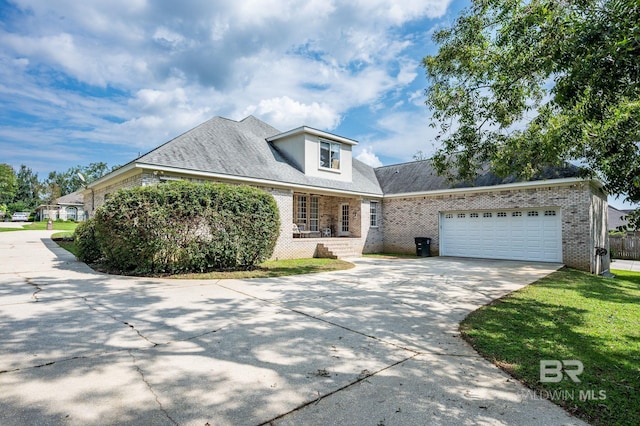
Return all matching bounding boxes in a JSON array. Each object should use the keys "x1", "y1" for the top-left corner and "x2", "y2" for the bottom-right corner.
[{"x1": 609, "y1": 236, "x2": 640, "y2": 260}]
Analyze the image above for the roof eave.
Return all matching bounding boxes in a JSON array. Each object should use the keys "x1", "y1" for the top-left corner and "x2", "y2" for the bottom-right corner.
[
  {"x1": 87, "y1": 163, "x2": 138, "y2": 188},
  {"x1": 382, "y1": 177, "x2": 595, "y2": 199},
  {"x1": 133, "y1": 163, "x2": 382, "y2": 197},
  {"x1": 267, "y1": 126, "x2": 358, "y2": 146}
]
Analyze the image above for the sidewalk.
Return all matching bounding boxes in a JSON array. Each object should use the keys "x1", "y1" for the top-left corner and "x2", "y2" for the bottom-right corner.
[{"x1": 610, "y1": 259, "x2": 640, "y2": 272}]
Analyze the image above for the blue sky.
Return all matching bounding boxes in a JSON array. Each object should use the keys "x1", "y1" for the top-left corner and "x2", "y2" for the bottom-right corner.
[{"x1": 0, "y1": 0, "x2": 635, "y2": 209}]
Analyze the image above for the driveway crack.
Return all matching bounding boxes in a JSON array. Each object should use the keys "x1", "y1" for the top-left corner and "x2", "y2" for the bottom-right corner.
[
  {"x1": 259, "y1": 353, "x2": 420, "y2": 426},
  {"x1": 82, "y1": 297, "x2": 159, "y2": 346},
  {"x1": 26, "y1": 278, "x2": 42, "y2": 301},
  {"x1": 128, "y1": 350, "x2": 178, "y2": 425}
]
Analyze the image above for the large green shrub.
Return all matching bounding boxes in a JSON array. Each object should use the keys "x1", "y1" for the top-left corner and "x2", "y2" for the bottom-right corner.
[
  {"x1": 89, "y1": 181, "x2": 280, "y2": 275},
  {"x1": 74, "y1": 218, "x2": 102, "y2": 264}
]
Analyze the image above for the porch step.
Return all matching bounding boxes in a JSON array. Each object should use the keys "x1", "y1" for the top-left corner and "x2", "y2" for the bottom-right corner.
[{"x1": 316, "y1": 242, "x2": 360, "y2": 259}]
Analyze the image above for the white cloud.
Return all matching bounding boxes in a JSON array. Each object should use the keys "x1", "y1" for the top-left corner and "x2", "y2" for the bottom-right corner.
[
  {"x1": 0, "y1": 0, "x2": 455, "y2": 173},
  {"x1": 355, "y1": 146, "x2": 384, "y2": 167},
  {"x1": 357, "y1": 110, "x2": 440, "y2": 164},
  {"x1": 245, "y1": 96, "x2": 340, "y2": 130}
]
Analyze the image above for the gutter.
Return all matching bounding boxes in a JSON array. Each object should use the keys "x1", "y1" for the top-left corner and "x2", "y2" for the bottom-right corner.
[
  {"x1": 89, "y1": 162, "x2": 384, "y2": 198},
  {"x1": 382, "y1": 177, "x2": 593, "y2": 199}
]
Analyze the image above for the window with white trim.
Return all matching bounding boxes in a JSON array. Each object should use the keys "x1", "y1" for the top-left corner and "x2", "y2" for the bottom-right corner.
[
  {"x1": 370, "y1": 201, "x2": 379, "y2": 227},
  {"x1": 296, "y1": 195, "x2": 307, "y2": 224},
  {"x1": 528, "y1": 211, "x2": 539, "y2": 217},
  {"x1": 497, "y1": 212, "x2": 507, "y2": 217},
  {"x1": 320, "y1": 141, "x2": 341, "y2": 169},
  {"x1": 483, "y1": 212, "x2": 492, "y2": 218},
  {"x1": 512, "y1": 211, "x2": 522, "y2": 217},
  {"x1": 544, "y1": 210, "x2": 557, "y2": 216},
  {"x1": 310, "y1": 196, "x2": 319, "y2": 231},
  {"x1": 470, "y1": 212, "x2": 479, "y2": 218}
]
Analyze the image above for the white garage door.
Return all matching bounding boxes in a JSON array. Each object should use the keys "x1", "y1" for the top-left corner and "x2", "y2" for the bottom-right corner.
[{"x1": 440, "y1": 209, "x2": 562, "y2": 262}]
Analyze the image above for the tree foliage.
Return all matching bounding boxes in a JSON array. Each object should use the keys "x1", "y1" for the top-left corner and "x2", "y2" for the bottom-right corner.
[
  {"x1": 0, "y1": 164, "x2": 17, "y2": 206},
  {"x1": 43, "y1": 162, "x2": 113, "y2": 202},
  {"x1": 15, "y1": 165, "x2": 42, "y2": 210},
  {"x1": 423, "y1": 0, "x2": 640, "y2": 203},
  {"x1": 83, "y1": 181, "x2": 280, "y2": 275}
]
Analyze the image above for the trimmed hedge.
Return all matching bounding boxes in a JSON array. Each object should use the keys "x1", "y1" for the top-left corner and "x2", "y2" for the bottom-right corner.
[
  {"x1": 76, "y1": 181, "x2": 280, "y2": 275},
  {"x1": 74, "y1": 218, "x2": 101, "y2": 264}
]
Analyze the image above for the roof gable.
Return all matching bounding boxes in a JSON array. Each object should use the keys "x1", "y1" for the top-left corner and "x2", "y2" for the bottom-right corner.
[{"x1": 130, "y1": 116, "x2": 382, "y2": 195}]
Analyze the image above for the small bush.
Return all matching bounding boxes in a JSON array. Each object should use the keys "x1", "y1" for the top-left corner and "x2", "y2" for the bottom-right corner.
[
  {"x1": 89, "y1": 181, "x2": 280, "y2": 275},
  {"x1": 74, "y1": 219, "x2": 102, "y2": 264}
]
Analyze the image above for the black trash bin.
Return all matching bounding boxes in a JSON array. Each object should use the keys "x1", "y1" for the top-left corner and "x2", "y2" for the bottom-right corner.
[{"x1": 415, "y1": 237, "x2": 431, "y2": 257}]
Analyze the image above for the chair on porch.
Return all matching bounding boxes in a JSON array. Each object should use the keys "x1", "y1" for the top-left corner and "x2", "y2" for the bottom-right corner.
[
  {"x1": 292, "y1": 223, "x2": 301, "y2": 238},
  {"x1": 297, "y1": 223, "x2": 312, "y2": 238}
]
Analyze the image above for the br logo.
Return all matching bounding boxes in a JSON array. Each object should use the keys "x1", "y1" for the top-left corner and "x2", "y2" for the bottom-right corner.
[{"x1": 540, "y1": 360, "x2": 584, "y2": 383}]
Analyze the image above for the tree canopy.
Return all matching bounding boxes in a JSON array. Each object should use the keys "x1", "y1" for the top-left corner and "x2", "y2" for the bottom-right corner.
[
  {"x1": 423, "y1": 0, "x2": 640, "y2": 203},
  {"x1": 0, "y1": 164, "x2": 17, "y2": 206},
  {"x1": 0, "y1": 162, "x2": 117, "y2": 215}
]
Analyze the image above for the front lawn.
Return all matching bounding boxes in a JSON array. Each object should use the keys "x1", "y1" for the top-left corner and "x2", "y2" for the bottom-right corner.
[
  {"x1": 460, "y1": 268, "x2": 640, "y2": 426},
  {"x1": 0, "y1": 227, "x2": 24, "y2": 232},
  {"x1": 52, "y1": 237, "x2": 354, "y2": 278},
  {"x1": 26, "y1": 221, "x2": 79, "y2": 231},
  {"x1": 168, "y1": 258, "x2": 355, "y2": 279}
]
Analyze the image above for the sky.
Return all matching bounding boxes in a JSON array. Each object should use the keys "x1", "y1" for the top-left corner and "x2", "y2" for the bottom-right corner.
[{"x1": 0, "y1": 0, "x2": 635, "y2": 209}]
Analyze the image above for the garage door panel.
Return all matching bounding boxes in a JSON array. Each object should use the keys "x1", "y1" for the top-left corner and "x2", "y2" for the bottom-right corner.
[{"x1": 440, "y1": 209, "x2": 561, "y2": 263}]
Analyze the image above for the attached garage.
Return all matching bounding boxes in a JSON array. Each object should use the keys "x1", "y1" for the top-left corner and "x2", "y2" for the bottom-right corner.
[{"x1": 439, "y1": 208, "x2": 562, "y2": 263}]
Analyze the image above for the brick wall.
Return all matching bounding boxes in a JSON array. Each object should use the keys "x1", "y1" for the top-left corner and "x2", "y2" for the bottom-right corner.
[
  {"x1": 382, "y1": 182, "x2": 606, "y2": 272},
  {"x1": 85, "y1": 171, "x2": 149, "y2": 216}
]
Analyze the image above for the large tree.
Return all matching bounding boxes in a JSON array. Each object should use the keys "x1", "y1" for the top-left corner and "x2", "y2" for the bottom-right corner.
[
  {"x1": 423, "y1": 0, "x2": 639, "y2": 204},
  {"x1": 14, "y1": 165, "x2": 41, "y2": 210},
  {"x1": 0, "y1": 164, "x2": 17, "y2": 206},
  {"x1": 43, "y1": 162, "x2": 113, "y2": 201}
]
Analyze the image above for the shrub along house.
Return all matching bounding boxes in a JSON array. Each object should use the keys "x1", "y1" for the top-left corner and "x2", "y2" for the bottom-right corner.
[{"x1": 84, "y1": 115, "x2": 609, "y2": 274}]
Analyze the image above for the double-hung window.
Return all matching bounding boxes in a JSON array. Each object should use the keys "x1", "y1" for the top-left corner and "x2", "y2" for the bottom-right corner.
[
  {"x1": 296, "y1": 195, "x2": 307, "y2": 224},
  {"x1": 309, "y1": 196, "x2": 319, "y2": 231},
  {"x1": 370, "y1": 201, "x2": 379, "y2": 227},
  {"x1": 320, "y1": 141, "x2": 341, "y2": 169}
]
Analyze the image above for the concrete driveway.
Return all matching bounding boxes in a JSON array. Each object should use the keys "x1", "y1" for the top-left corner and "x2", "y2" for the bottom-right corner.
[{"x1": 0, "y1": 230, "x2": 586, "y2": 425}]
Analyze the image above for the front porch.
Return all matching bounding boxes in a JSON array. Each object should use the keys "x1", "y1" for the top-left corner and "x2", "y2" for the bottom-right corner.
[
  {"x1": 268, "y1": 188, "x2": 382, "y2": 260},
  {"x1": 291, "y1": 236, "x2": 364, "y2": 259},
  {"x1": 292, "y1": 192, "x2": 362, "y2": 239}
]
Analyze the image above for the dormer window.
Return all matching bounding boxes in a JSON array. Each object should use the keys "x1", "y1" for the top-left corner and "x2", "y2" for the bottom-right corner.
[{"x1": 320, "y1": 141, "x2": 341, "y2": 169}]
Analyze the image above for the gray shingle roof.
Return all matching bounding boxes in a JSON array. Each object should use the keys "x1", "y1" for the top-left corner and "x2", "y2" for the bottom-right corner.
[
  {"x1": 135, "y1": 116, "x2": 383, "y2": 195},
  {"x1": 55, "y1": 191, "x2": 84, "y2": 205},
  {"x1": 608, "y1": 206, "x2": 629, "y2": 230},
  {"x1": 375, "y1": 159, "x2": 581, "y2": 195}
]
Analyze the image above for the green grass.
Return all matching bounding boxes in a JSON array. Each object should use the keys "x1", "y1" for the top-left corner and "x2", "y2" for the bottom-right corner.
[
  {"x1": 460, "y1": 267, "x2": 640, "y2": 426},
  {"x1": 54, "y1": 239, "x2": 80, "y2": 257},
  {"x1": 25, "y1": 221, "x2": 79, "y2": 231},
  {"x1": 170, "y1": 258, "x2": 355, "y2": 279},
  {"x1": 50, "y1": 238, "x2": 355, "y2": 279},
  {"x1": 0, "y1": 227, "x2": 24, "y2": 232}
]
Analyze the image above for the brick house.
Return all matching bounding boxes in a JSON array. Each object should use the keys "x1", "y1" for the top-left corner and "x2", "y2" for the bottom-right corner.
[{"x1": 84, "y1": 115, "x2": 609, "y2": 274}]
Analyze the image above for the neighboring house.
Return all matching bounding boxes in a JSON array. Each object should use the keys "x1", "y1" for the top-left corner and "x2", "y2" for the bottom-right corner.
[
  {"x1": 609, "y1": 206, "x2": 638, "y2": 235},
  {"x1": 37, "y1": 191, "x2": 85, "y2": 221},
  {"x1": 84, "y1": 115, "x2": 609, "y2": 274},
  {"x1": 608, "y1": 206, "x2": 629, "y2": 231}
]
